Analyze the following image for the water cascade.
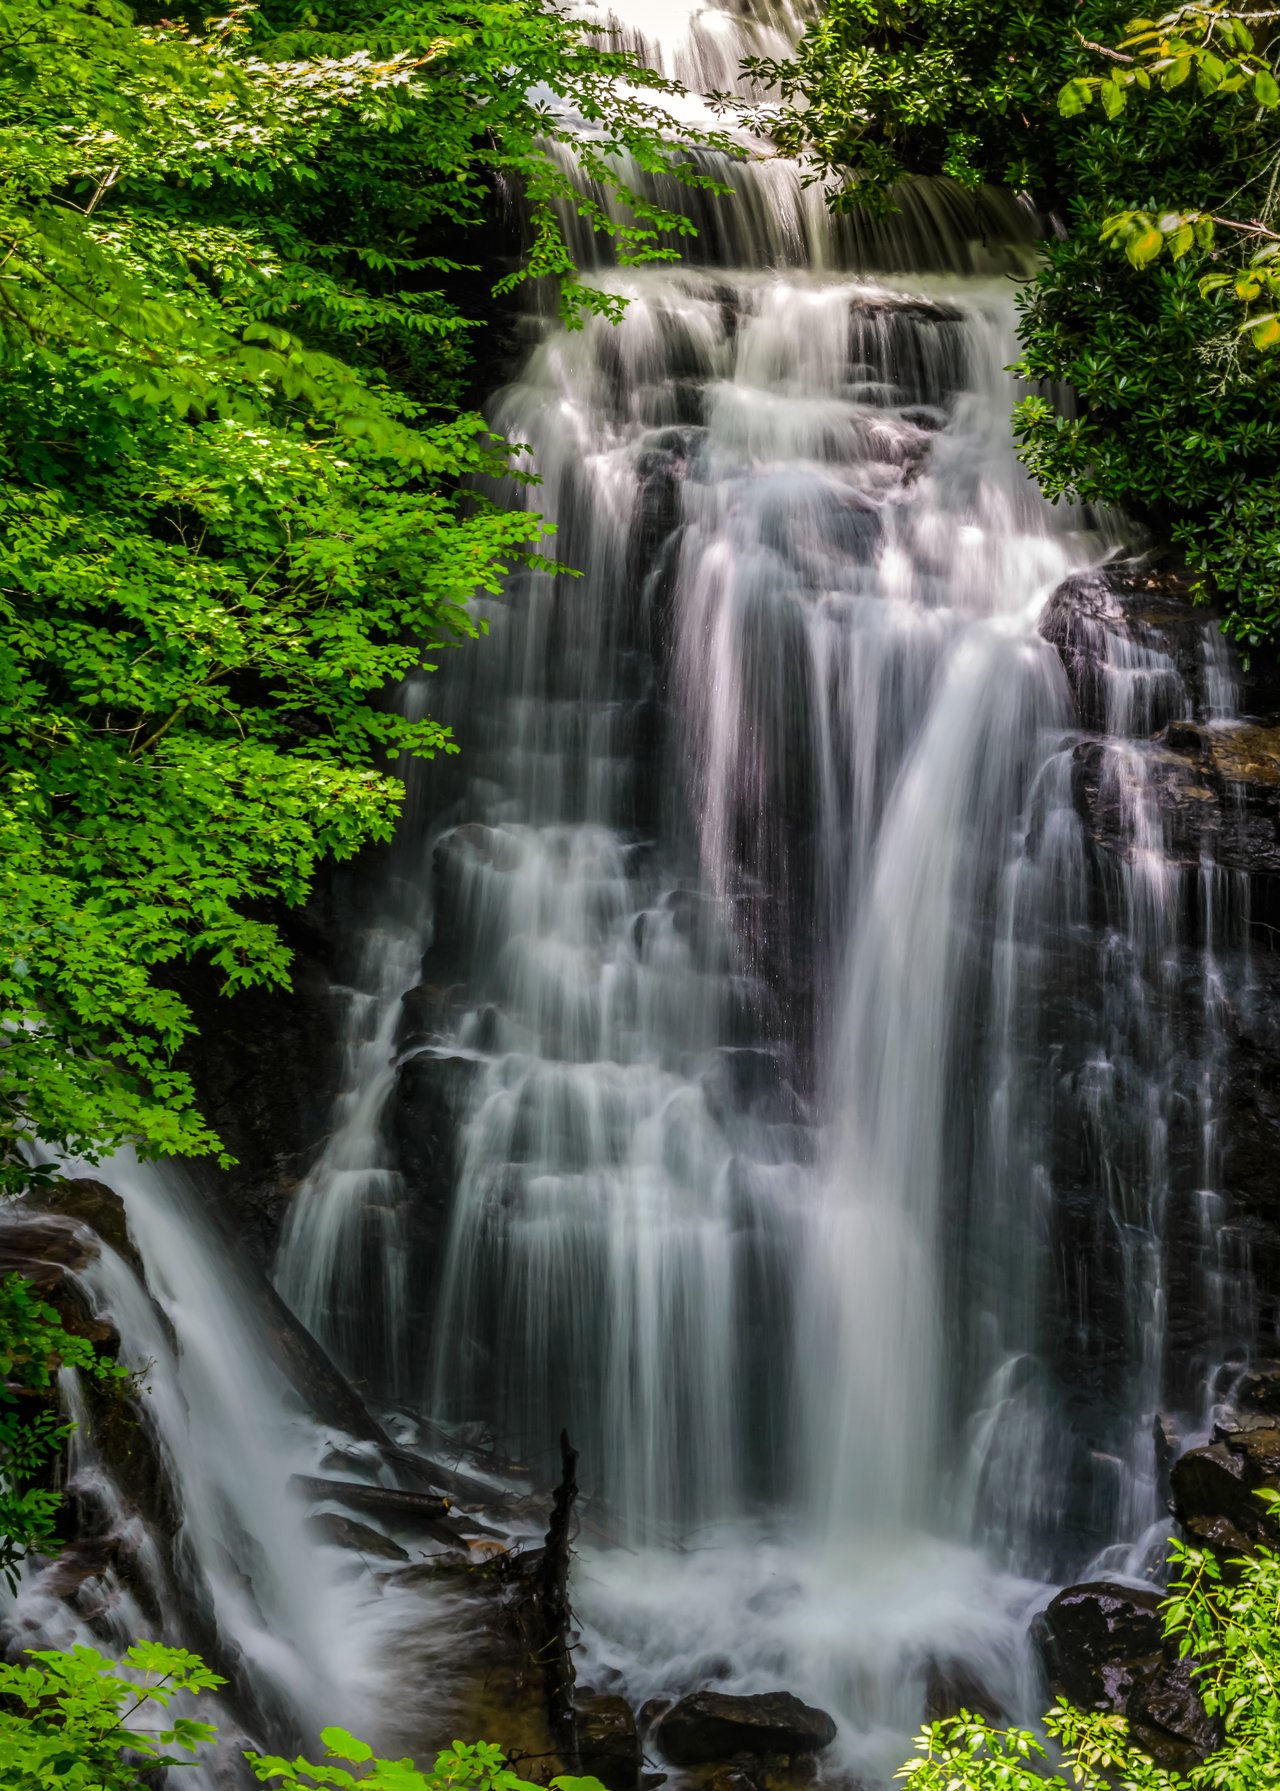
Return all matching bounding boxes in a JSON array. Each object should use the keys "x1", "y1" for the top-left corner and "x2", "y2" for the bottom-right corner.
[
  {"x1": 4, "y1": 1, "x2": 1268, "y2": 1783},
  {"x1": 274, "y1": 0, "x2": 1255, "y2": 1769}
]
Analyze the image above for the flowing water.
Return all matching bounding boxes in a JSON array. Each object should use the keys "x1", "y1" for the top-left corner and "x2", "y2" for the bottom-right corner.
[{"x1": 3, "y1": 1, "x2": 1265, "y2": 1783}]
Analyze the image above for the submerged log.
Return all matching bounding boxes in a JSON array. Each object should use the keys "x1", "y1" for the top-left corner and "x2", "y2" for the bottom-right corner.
[{"x1": 290, "y1": 1474, "x2": 458, "y2": 1542}]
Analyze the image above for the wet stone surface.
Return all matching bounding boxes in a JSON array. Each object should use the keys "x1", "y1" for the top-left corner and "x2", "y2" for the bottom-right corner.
[
  {"x1": 656, "y1": 1692, "x2": 838, "y2": 1767},
  {"x1": 1034, "y1": 1581, "x2": 1220, "y2": 1772}
]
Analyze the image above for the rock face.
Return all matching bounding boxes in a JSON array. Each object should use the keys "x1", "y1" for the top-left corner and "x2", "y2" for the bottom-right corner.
[
  {"x1": 1071, "y1": 722, "x2": 1280, "y2": 880},
  {"x1": 1035, "y1": 1582, "x2": 1220, "y2": 1771},
  {"x1": 170, "y1": 898, "x2": 346, "y2": 1264},
  {"x1": 1030, "y1": 554, "x2": 1280, "y2": 1455},
  {"x1": 1039, "y1": 563, "x2": 1213, "y2": 736},
  {"x1": 656, "y1": 1691, "x2": 837, "y2": 1766}
]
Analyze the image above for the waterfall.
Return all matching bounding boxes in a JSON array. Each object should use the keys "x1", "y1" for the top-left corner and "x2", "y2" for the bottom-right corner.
[{"x1": 4, "y1": 3, "x2": 1262, "y2": 1784}]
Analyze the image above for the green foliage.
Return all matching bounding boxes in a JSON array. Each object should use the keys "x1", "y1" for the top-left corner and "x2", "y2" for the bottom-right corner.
[
  {"x1": 0, "y1": 1639, "x2": 610, "y2": 1791},
  {"x1": 899, "y1": 1512, "x2": 1280, "y2": 1788},
  {"x1": 0, "y1": 1641, "x2": 223, "y2": 1791},
  {"x1": 765, "y1": 0, "x2": 1280, "y2": 649},
  {"x1": 1059, "y1": 6, "x2": 1280, "y2": 352},
  {"x1": 742, "y1": 0, "x2": 1121, "y2": 210},
  {"x1": 0, "y1": 0, "x2": 723, "y2": 1187},
  {"x1": 0, "y1": 1272, "x2": 126, "y2": 1590},
  {"x1": 249, "y1": 1731, "x2": 606, "y2": 1791}
]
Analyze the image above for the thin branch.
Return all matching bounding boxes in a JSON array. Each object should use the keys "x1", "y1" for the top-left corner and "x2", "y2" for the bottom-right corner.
[{"x1": 1077, "y1": 31, "x2": 1136, "y2": 63}]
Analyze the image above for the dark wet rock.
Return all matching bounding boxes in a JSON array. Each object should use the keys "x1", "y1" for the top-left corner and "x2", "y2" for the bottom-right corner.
[
  {"x1": 246, "y1": 1267, "x2": 390, "y2": 1447},
  {"x1": 395, "y1": 980, "x2": 461, "y2": 1053},
  {"x1": 1231, "y1": 1362, "x2": 1280, "y2": 1416},
  {"x1": 1171, "y1": 1431, "x2": 1280, "y2": 1551},
  {"x1": 1071, "y1": 722, "x2": 1280, "y2": 881},
  {"x1": 923, "y1": 1658, "x2": 1003, "y2": 1724},
  {"x1": 638, "y1": 1697, "x2": 674, "y2": 1735},
  {"x1": 388, "y1": 1050, "x2": 478, "y2": 1199},
  {"x1": 699, "y1": 1771, "x2": 758, "y2": 1791},
  {"x1": 656, "y1": 1691, "x2": 837, "y2": 1766},
  {"x1": 421, "y1": 824, "x2": 522, "y2": 984},
  {"x1": 0, "y1": 1202, "x2": 125, "y2": 1351},
  {"x1": 1039, "y1": 561, "x2": 1218, "y2": 735},
  {"x1": 1034, "y1": 1581, "x2": 1220, "y2": 1771},
  {"x1": 1035, "y1": 1581, "x2": 1165, "y2": 1708},
  {"x1": 1154, "y1": 1412, "x2": 1182, "y2": 1507},
  {"x1": 577, "y1": 1691, "x2": 642, "y2": 1791},
  {"x1": 25, "y1": 1179, "x2": 139, "y2": 1272},
  {"x1": 1129, "y1": 1655, "x2": 1222, "y2": 1769},
  {"x1": 702, "y1": 1048, "x2": 797, "y2": 1129},
  {"x1": 305, "y1": 1512, "x2": 410, "y2": 1562},
  {"x1": 170, "y1": 905, "x2": 343, "y2": 1263}
]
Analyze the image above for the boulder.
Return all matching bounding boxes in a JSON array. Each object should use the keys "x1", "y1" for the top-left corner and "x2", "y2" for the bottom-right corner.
[
  {"x1": 387, "y1": 1050, "x2": 477, "y2": 1197},
  {"x1": 656, "y1": 1691, "x2": 837, "y2": 1766},
  {"x1": 1128, "y1": 1656, "x2": 1222, "y2": 1770},
  {"x1": 1034, "y1": 1581, "x2": 1220, "y2": 1772},
  {"x1": 638, "y1": 1697, "x2": 674, "y2": 1735},
  {"x1": 576, "y1": 1691, "x2": 641, "y2": 1791},
  {"x1": 700, "y1": 1771, "x2": 758, "y2": 1791},
  {"x1": 25, "y1": 1178, "x2": 139, "y2": 1272},
  {"x1": 1171, "y1": 1430, "x2": 1280, "y2": 1551},
  {"x1": 1034, "y1": 1582, "x2": 1165, "y2": 1711}
]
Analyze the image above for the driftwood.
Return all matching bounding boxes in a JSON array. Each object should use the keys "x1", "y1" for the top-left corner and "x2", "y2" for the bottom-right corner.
[
  {"x1": 289, "y1": 1474, "x2": 507, "y2": 1548},
  {"x1": 536, "y1": 1430, "x2": 580, "y2": 1766}
]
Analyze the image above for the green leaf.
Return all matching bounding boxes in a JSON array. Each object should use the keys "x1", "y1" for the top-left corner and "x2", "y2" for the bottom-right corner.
[
  {"x1": 1254, "y1": 68, "x2": 1280, "y2": 107},
  {"x1": 321, "y1": 1728, "x2": 374, "y2": 1763},
  {"x1": 1127, "y1": 226, "x2": 1165, "y2": 268},
  {"x1": 1100, "y1": 76, "x2": 1127, "y2": 119},
  {"x1": 1058, "y1": 78, "x2": 1094, "y2": 117}
]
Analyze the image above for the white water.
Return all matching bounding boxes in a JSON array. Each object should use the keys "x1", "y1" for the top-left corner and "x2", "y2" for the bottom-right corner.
[
  {"x1": 267, "y1": 3, "x2": 1250, "y2": 1775},
  {"x1": 3, "y1": 2, "x2": 1259, "y2": 1783},
  {"x1": 3, "y1": 1162, "x2": 486, "y2": 1779}
]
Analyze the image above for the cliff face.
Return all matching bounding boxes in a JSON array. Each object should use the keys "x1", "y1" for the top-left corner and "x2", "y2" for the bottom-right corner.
[
  {"x1": 1040, "y1": 560, "x2": 1280, "y2": 1298},
  {"x1": 171, "y1": 552, "x2": 1280, "y2": 1451}
]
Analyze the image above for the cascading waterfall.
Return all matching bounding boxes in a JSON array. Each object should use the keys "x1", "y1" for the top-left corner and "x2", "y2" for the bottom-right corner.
[
  {"x1": 268, "y1": 1, "x2": 1258, "y2": 1774},
  {"x1": 5, "y1": 2, "x2": 1267, "y2": 1783}
]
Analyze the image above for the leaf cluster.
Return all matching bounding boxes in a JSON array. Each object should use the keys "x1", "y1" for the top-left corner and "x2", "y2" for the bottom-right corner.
[
  {"x1": 0, "y1": 0, "x2": 722, "y2": 1187},
  {"x1": 0, "y1": 1642, "x2": 610, "y2": 1791},
  {"x1": 250, "y1": 1727, "x2": 606, "y2": 1791}
]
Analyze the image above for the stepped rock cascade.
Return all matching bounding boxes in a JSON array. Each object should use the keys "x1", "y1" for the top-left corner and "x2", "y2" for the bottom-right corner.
[
  {"x1": 3, "y1": 2, "x2": 1273, "y2": 1784},
  {"x1": 271, "y1": 4, "x2": 1260, "y2": 1773}
]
